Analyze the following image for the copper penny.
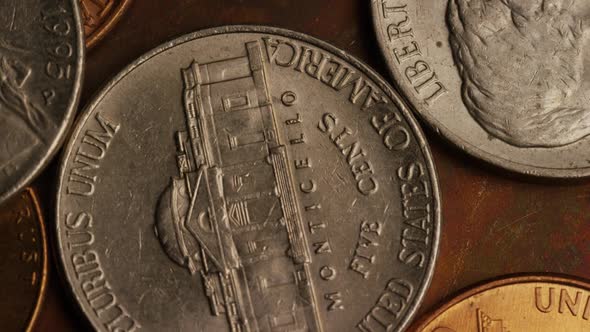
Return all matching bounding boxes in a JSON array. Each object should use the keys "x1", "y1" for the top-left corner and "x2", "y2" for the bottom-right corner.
[
  {"x1": 413, "y1": 275, "x2": 590, "y2": 332},
  {"x1": 80, "y1": 0, "x2": 132, "y2": 49},
  {"x1": 0, "y1": 188, "x2": 48, "y2": 332}
]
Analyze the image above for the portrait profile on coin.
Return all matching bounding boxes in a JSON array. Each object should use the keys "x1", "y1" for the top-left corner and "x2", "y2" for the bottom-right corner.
[
  {"x1": 0, "y1": 31, "x2": 51, "y2": 171},
  {"x1": 447, "y1": 0, "x2": 590, "y2": 147},
  {"x1": 0, "y1": 40, "x2": 49, "y2": 140},
  {"x1": 0, "y1": 0, "x2": 82, "y2": 204}
]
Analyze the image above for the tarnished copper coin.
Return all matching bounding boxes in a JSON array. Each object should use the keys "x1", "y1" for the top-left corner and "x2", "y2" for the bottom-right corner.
[
  {"x1": 0, "y1": 188, "x2": 48, "y2": 332},
  {"x1": 80, "y1": 0, "x2": 132, "y2": 49},
  {"x1": 413, "y1": 275, "x2": 590, "y2": 332}
]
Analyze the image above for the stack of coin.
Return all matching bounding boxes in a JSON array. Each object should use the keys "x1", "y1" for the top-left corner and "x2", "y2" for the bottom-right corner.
[{"x1": 0, "y1": 1, "x2": 588, "y2": 331}]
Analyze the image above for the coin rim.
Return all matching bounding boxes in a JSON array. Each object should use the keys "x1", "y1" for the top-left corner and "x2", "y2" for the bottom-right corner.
[
  {"x1": 0, "y1": 0, "x2": 85, "y2": 204},
  {"x1": 370, "y1": 3, "x2": 590, "y2": 179},
  {"x1": 22, "y1": 188, "x2": 49, "y2": 332},
  {"x1": 55, "y1": 24, "x2": 441, "y2": 332},
  {"x1": 410, "y1": 274, "x2": 590, "y2": 331},
  {"x1": 86, "y1": 0, "x2": 133, "y2": 49}
]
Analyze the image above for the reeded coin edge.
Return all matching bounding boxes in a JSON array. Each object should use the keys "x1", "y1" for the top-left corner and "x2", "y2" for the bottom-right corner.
[
  {"x1": 0, "y1": 0, "x2": 85, "y2": 204},
  {"x1": 23, "y1": 188, "x2": 49, "y2": 332},
  {"x1": 55, "y1": 25, "x2": 442, "y2": 332},
  {"x1": 370, "y1": 4, "x2": 590, "y2": 179},
  {"x1": 410, "y1": 274, "x2": 590, "y2": 332},
  {"x1": 86, "y1": 0, "x2": 133, "y2": 49}
]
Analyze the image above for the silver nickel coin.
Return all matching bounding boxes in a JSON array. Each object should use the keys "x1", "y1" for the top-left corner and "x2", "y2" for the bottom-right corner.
[
  {"x1": 0, "y1": 0, "x2": 84, "y2": 203},
  {"x1": 56, "y1": 26, "x2": 440, "y2": 332},
  {"x1": 372, "y1": 0, "x2": 590, "y2": 178}
]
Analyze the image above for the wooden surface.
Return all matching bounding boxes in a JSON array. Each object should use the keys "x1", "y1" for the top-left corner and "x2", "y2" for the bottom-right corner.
[{"x1": 31, "y1": 1, "x2": 590, "y2": 330}]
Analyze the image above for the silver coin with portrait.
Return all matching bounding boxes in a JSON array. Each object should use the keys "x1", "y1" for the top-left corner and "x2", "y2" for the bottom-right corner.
[
  {"x1": 373, "y1": 0, "x2": 590, "y2": 177},
  {"x1": 0, "y1": 0, "x2": 84, "y2": 202}
]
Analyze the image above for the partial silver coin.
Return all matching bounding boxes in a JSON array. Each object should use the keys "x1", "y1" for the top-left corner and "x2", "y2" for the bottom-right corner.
[
  {"x1": 372, "y1": 0, "x2": 590, "y2": 177},
  {"x1": 56, "y1": 26, "x2": 440, "y2": 331},
  {"x1": 0, "y1": 0, "x2": 84, "y2": 203}
]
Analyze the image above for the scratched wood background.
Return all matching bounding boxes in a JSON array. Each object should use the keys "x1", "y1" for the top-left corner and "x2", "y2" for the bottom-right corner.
[{"x1": 33, "y1": 0, "x2": 590, "y2": 330}]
